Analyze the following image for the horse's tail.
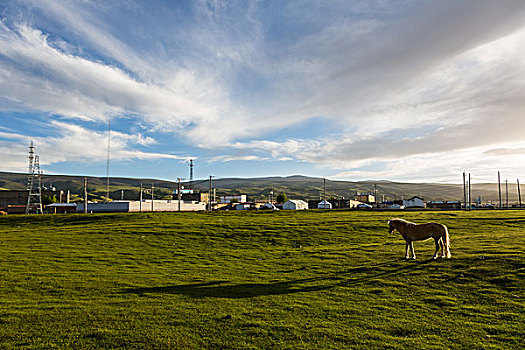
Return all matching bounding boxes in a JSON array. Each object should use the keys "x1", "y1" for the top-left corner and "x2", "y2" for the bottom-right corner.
[{"x1": 442, "y1": 225, "x2": 451, "y2": 258}]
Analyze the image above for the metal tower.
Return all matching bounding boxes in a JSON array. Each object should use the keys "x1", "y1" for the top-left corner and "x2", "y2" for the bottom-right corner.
[
  {"x1": 25, "y1": 142, "x2": 43, "y2": 214},
  {"x1": 189, "y1": 159, "x2": 194, "y2": 189}
]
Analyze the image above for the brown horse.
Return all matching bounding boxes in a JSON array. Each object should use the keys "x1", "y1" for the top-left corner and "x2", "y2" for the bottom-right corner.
[{"x1": 388, "y1": 218, "x2": 451, "y2": 259}]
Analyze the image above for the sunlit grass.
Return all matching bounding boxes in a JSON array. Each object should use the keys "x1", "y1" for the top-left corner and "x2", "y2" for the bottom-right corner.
[{"x1": 0, "y1": 210, "x2": 523, "y2": 349}]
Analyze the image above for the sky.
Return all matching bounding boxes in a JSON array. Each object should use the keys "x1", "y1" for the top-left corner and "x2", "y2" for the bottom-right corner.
[{"x1": 1, "y1": 0, "x2": 525, "y2": 183}]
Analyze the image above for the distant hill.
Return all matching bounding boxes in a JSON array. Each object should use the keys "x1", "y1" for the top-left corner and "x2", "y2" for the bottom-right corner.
[
  {"x1": 0, "y1": 171, "x2": 512, "y2": 204},
  {"x1": 192, "y1": 175, "x2": 508, "y2": 203}
]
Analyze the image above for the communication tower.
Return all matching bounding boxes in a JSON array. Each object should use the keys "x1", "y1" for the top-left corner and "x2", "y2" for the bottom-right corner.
[
  {"x1": 189, "y1": 159, "x2": 194, "y2": 189},
  {"x1": 25, "y1": 142, "x2": 43, "y2": 214}
]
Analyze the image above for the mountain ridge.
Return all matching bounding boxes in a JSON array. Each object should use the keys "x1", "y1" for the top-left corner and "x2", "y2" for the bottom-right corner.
[{"x1": 0, "y1": 171, "x2": 511, "y2": 203}]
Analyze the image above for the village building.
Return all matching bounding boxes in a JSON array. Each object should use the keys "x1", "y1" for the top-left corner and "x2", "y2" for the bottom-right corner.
[
  {"x1": 45, "y1": 203, "x2": 77, "y2": 214},
  {"x1": 317, "y1": 200, "x2": 332, "y2": 209},
  {"x1": 426, "y1": 201, "x2": 461, "y2": 209},
  {"x1": 235, "y1": 203, "x2": 257, "y2": 210},
  {"x1": 220, "y1": 195, "x2": 247, "y2": 203},
  {"x1": 379, "y1": 201, "x2": 405, "y2": 209},
  {"x1": 173, "y1": 192, "x2": 209, "y2": 203},
  {"x1": 354, "y1": 194, "x2": 375, "y2": 204},
  {"x1": 403, "y1": 196, "x2": 425, "y2": 208},
  {"x1": 282, "y1": 199, "x2": 308, "y2": 210},
  {"x1": 77, "y1": 200, "x2": 206, "y2": 213},
  {"x1": 0, "y1": 189, "x2": 61, "y2": 210}
]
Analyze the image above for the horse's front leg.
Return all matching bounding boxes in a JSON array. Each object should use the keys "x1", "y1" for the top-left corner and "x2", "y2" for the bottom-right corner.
[
  {"x1": 409, "y1": 241, "x2": 416, "y2": 259},
  {"x1": 405, "y1": 241, "x2": 410, "y2": 259}
]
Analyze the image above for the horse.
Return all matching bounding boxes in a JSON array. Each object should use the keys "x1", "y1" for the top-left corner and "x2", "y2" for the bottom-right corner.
[{"x1": 388, "y1": 218, "x2": 451, "y2": 260}]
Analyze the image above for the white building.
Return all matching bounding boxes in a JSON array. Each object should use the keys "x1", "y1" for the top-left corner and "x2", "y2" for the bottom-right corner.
[
  {"x1": 235, "y1": 203, "x2": 252, "y2": 210},
  {"x1": 403, "y1": 196, "x2": 425, "y2": 208},
  {"x1": 77, "y1": 200, "x2": 206, "y2": 213},
  {"x1": 283, "y1": 200, "x2": 308, "y2": 210},
  {"x1": 220, "y1": 195, "x2": 247, "y2": 203},
  {"x1": 317, "y1": 200, "x2": 332, "y2": 209}
]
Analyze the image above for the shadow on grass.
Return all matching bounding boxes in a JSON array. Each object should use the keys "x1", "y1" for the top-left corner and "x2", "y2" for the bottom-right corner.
[
  {"x1": 122, "y1": 278, "x2": 333, "y2": 298},
  {"x1": 121, "y1": 259, "x2": 440, "y2": 299}
]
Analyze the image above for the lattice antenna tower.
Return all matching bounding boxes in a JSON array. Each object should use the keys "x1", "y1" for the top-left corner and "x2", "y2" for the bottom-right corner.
[
  {"x1": 25, "y1": 142, "x2": 43, "y2": 214},
  {"x1": 26, "y1": 141, "x2": 34, "y2": 184}
]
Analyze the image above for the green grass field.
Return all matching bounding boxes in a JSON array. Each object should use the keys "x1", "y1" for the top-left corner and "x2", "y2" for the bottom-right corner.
[{"x1": 0, "y1": 210, "x2": 523, "y2": 349}]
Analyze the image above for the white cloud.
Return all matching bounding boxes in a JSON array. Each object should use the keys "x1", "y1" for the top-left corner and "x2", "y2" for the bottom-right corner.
[
  {"x1": 0, "y1": 121, "x2": 192, "y2": 172},
  {"x1": 222, "y1": 22, "x2": 525, "y2": 181},
  {"x1": 0, "y1": 21, "x2": 243, "y2": 142},
  {"x1": 209, "y1": 155, "x2": 268, "y2": 163}
]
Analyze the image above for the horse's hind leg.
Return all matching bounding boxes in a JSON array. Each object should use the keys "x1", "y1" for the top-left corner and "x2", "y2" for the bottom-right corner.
[
  {"x1": 433, "y1": 237, "x2": 440, "y2": 259},
  {"x1": 405, "y1": 241, "x2": 410, "y2": 259},
  {"x1": 439, "y1": 237, "x2": 445, "y2": 258}
]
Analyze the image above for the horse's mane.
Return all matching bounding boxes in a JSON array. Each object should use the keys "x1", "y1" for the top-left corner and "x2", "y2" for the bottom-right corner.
[{"x1": 389, "y1": 218, "x2": 414, "y2": 225}]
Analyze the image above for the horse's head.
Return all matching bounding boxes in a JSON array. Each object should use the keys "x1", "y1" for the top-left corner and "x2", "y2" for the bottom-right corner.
[{"x1": 388, "y1": 220, "x2": 395, "y2": 234}]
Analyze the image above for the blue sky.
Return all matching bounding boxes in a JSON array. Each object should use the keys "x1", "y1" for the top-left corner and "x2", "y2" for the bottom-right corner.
[{"x1": 1, "y1": 0, "x2": 525, "y2": 183}]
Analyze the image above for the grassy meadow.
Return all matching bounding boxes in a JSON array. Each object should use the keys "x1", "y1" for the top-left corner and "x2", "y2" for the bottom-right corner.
[{"x1": 0, "y1": 210, "x2": 523, "y2": 349}]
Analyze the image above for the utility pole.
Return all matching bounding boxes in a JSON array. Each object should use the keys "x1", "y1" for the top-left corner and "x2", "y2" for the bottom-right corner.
[
  {"x1": 84, "y1": 177, "x2": 88, "y2": 214},
  {"x1": 151, "y1": 182, "x2": 154, "y2": 212},
  {"x1": 208, "y1": 176, "x2": 213, "y2": 211},
  {"x1": 505, "y1": 179, "x2": 509, "y2": 209},
  {"x1": 518, "y1": 179, "x2": 522, "y2": 209},
  {"x1": 139, "y1": 182, "x2": 143, "y2": 212},
  {"x1": 498, "y1": 171, "x2": 502, "y2": 209},
  {"x1": 374, "y1": 184, "x2": 377, "y2": 208},
  {"x1": 468, "y1": 173, "x2": 471, "y2": 211},
  {"x1": 105, "y1": 119, "x2": 111, "y2": 202},
  {"x1": 323, "y1": 178, "x2": 326, "y2": 207},
  {"x1": 177, "y1": 178, "x2": 182, "y2": 212},
  {"x1": 463, "y1": 172, "x2": 467, "y2": 210}
]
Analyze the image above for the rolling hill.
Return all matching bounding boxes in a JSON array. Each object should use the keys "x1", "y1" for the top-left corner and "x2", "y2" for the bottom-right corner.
[{"x1": 0, "y1": 171, "x2": 513, "y2": 204}]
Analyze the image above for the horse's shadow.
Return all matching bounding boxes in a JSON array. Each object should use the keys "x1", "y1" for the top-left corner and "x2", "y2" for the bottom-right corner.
[
  {"x1": 121, "y1": 260, "x2": 438, "y2": 299},
  {"x1": 122, "y1": 278, "x2": 332, "y2": 298}
]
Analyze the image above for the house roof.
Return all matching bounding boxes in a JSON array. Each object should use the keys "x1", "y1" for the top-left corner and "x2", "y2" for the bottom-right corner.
[
  {"x1": 285, "y1": 200, "x2": 307, "y2": 205},
  {"x1": 406, "y1": 196, "x2": 424, "y2": 201}
]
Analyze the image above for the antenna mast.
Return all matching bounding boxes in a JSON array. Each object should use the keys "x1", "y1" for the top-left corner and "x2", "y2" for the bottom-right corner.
[{"x1": 105, "y1": 119, "x2": 111, "y2": 202}]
